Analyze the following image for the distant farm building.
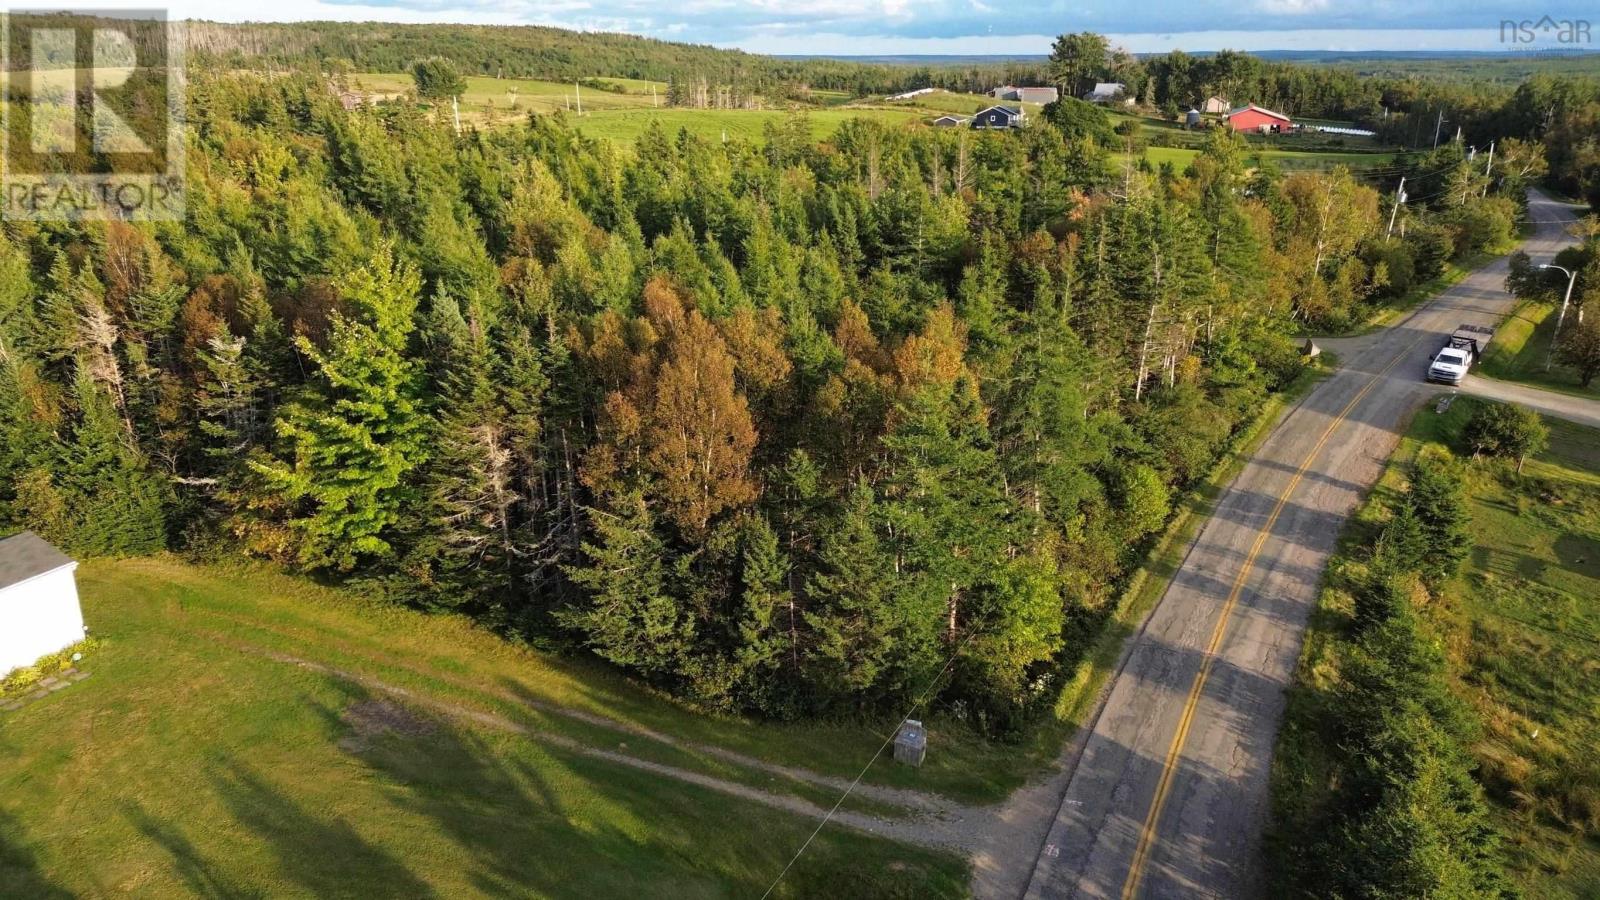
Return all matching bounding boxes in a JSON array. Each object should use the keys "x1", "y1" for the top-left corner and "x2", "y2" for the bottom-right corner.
[
  {"x1": 991, "y1": 85, "x2": 1059, "y2": 104},
  {"x1": 1201, "y1": 96, "x2": 1230, "y2": 115},
  {"x1": 1186, "y1": 108, "x2": 1202, "y2": 127},
  {"x1": 972, "y1": 105, "x2": 1025, "y2": 129},
  {"x1": 1083, "y1": 82, "x2": 1133, "y2": 105},
  {"x1": 931, "y1": 114, "x2": 970, "y2": 127},
  {"x1": 1227, "y1": 104, "x2": 1292, "y2": 133},
  {"x1": 0, "y1": 532, "x2": 85, "y2": 674},
  {"x1": 887, "y1": 87, "x2": 936, "y2": 101}
]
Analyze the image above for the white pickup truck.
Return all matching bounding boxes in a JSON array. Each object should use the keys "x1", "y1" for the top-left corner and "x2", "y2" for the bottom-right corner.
[{"x1": 1427, "y1": 324, "x2": 1494, "y2": 385}]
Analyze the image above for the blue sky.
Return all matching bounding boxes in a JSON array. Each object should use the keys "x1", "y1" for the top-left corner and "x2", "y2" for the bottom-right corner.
[{"x1": 82, "y1": 0, "x2": 1600, "y2": 54}]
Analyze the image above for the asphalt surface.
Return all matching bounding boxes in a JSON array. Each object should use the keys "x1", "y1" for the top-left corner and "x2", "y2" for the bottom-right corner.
[
  {"x1": 1461, "y1": 372, "x2": 1600, "y2": 430},
  {"x1": 1020, "y1": 189, "x2": 1581, "y2": 900}
]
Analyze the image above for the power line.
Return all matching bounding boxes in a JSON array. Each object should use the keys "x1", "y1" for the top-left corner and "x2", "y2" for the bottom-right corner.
[{"x1": 759, "y1": 627, "x2": 979, "y2": 900}]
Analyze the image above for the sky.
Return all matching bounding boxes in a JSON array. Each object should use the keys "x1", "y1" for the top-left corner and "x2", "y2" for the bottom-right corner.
[{"x1": 30, "y1": 0, "x2": 1600, "y2": 55}]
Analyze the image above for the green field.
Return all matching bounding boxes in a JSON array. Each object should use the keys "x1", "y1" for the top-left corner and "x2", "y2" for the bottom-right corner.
[
  {"x1": 1272, "y1": 397, "x2": 1600, "y2": 898},
  {"x1": 570, "y1": 107, "x2": 928, "y2": 146},
  {"x1": 1448, "y1": 406, "x2": 1600, "y2": 896},
  {"x1": 348, "y1": 72, "x2": 662, "y2": 126},
  {"x1": 344, "y1": 72, "x2": 927, "y2": 142},
  {"x1": 1130, "y1": 144, "x2": 1399, "y2": 173},
  {"x1": 0, "y1": 558, "x2": 969, "y2": 898},
  {"x1": 1481, "y1": 299, "x2": 1600, "y2": 399},
  {"x1": 873, "y1": 89, "x2": 1046, "y2": 118}
]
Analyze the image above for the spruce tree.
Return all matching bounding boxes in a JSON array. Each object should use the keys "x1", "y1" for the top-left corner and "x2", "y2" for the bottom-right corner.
[
  {"x1": 253, "y1": 248, "x2": 430, "y2": 570},
  {"x1": 560, "y1": 492, "x2": 691, "y2": 678},
  {"x1": 805, "y1": 479, "x2": 899, "y2": 700}
]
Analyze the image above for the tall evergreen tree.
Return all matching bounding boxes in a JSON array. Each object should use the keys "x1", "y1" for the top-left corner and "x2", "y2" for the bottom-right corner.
[{"x1": 253, "y1": 248, "x2": 430, "y2": 570}]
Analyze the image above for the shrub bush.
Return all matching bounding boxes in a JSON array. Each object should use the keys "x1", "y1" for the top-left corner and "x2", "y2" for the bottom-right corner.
[{"x1": 1464, "y1": 401, "x2": 1549, "y2": 471}]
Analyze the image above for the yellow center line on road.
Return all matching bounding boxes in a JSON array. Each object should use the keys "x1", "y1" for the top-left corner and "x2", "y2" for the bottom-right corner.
[{"x1": 1119, "y1": 331, "x2": 1433, "y2": 900}]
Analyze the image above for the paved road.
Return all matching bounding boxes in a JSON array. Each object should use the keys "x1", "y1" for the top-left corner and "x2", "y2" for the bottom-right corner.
[
  {"x1": 1020, "y1": 189, "x2": 1580, "y2": 900},
  {"x1": 1461, "y1": 373, "x2": 1600, "y2": 430}
]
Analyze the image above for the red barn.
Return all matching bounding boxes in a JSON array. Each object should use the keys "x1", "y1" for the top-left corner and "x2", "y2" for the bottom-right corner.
[{"x1": 1227, "y1": 104, "x2": 1292, "y2": 133}]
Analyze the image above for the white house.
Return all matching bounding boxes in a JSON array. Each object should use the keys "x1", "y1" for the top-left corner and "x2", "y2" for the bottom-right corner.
[{"x1": 0, "y1": 532, "x2": 85, "y2": 674}]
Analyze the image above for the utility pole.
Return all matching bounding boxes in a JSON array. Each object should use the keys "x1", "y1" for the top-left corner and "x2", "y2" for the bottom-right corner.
[
  {"x1": 452, "y1": 95, "x2": 461, "y2": 136},
  {"x1": 1482, "y1": 140, "x2": 1495, "y2": 196},
  {"x1": 575, "y1": 81, "x2": 583, "y2": 116},
  {"x1": 1432, "y1": 108, "x2": 1445, "y2": 148},
  {"x1": 1386, "y1": 176, "x2": 1406, "y2": 239},
  {"x1": 1543, "y1": 264, "x2": 1579, "y2": 371},
  {"x1": 652, "y1": 84, "x2": 658, "y2": 107}
]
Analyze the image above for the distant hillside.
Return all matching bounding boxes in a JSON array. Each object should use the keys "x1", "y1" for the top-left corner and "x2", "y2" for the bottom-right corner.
[{"x1": 182, "y1": 20, "x2": 1046, "y2": 96}]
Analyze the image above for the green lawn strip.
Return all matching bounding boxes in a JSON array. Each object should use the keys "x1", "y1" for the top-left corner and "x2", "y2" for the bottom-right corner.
[
  {"x1": 0, "y1": 563, "x2": 966, "y2": 898},
  {"x1": 79, "y1": 559, "x2": 921, "y2": 820},
  {"x1": 1049, "y1": 354, "x2": 1334, "y2": 742},
  {"x1": 1480, "y1": 297, "x2": 1600, "y2": 400},
  {"x1": 1270, "y1": 395, "x2": 1600, "y2": 898}
]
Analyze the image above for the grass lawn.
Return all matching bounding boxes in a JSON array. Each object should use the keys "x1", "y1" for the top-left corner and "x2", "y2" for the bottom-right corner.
[
  {"x1": 0, "y1": 558, "x2": 968, "y2": 898},
  {"x1": 1449, "y1": 408, "x2": 1600, "y2": 896},
  {"x1": 1271, "y1": 395, "x2": 1600, "y2": 898},
  {"x1": 1481, "y1": 299, "x2": 1600, "y2": 400}
]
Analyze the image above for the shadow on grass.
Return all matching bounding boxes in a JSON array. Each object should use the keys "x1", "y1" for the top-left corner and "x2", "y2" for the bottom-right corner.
[
  {"x1": 123, "y1": 802, "x2": 262, "y2": 900},
  {"x1": 0, "y1": 808, "x2": 74, "y2": 900}
]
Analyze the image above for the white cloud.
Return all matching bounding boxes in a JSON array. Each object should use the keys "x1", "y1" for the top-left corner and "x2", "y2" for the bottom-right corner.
[{"x1": 1255, "y1": 0, "x2": 1331, "y2": 15}]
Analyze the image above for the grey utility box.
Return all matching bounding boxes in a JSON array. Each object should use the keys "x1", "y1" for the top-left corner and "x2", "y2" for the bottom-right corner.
[{"x1": 893, "y1": 719, "x2": 927, "y2": 767}]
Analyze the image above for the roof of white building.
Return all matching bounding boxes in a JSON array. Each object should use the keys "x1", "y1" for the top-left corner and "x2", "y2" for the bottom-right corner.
[{"x1": 0, "y1": 532, "x2": 74, "y2": 590}]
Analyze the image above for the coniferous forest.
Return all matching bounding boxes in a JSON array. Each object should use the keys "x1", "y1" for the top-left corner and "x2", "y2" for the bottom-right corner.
[{"x1": 0, "y1": 62, "x2": 1551, "y2": 733}]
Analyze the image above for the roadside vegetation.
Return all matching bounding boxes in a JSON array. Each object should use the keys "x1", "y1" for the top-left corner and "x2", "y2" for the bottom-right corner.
[
  {"x1": 1490, "y1": 233, "x2": 1600, "y2": 397},
  {"x1": 1271, "y1": 396, "x2": 1600, "y2": 898}
]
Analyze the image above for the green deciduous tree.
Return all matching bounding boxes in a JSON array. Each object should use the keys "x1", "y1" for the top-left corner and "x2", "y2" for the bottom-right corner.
[
  {"x1": 410, "y1": 56, "x2": 467, "y2": 100},
  {"x1": 1463, "y1": 401, "x2": 1549, "y2": 472}
]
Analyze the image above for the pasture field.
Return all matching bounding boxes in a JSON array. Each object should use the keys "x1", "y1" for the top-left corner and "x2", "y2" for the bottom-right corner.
[
  {"x1": 0, "y1": 558, "x2": 969, "y2": 898},
  {"x1": 570, "y1": 107, "x2": 928, "y2": 145},
  {"x1": 347, "y1": 72, "x2": 660, "y2": 125}
]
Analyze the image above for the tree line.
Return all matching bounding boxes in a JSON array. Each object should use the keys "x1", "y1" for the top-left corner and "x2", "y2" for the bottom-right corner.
[{"x1": 0, "y1": 65, "x2": 1539, "y2": 730}]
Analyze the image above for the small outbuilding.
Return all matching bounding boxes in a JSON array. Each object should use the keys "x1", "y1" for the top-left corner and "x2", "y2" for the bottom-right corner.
[
  {"x1": 1201, "y1": 95, "x2": 1230, "y2": 115},
  {"x1": 1185, "y1": 108, "x2": 1202, "y2": 128},
  {"x1": 931, "y1": 114, "x2": 970, "y2": 127},
  {"x1": 0, "y1": 532, "x2": 85, "y2": 674}
]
